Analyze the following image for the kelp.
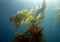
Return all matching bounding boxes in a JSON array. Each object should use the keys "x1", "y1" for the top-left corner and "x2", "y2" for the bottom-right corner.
[
  {"x1": 9, "y1": 0, "x2": 45, "y2": 42},
  {"x1": 9, "y1": 9, "x2": 34, "y2": 28},
  {"x1": 9, "y1": 24, "x2": 44, "y2": 42},
  {"x1": 9, "y1": 14, "x2": 24, "y2": 28}
]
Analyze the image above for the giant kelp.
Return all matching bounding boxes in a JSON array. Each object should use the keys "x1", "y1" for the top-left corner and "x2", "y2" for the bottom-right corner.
[
  {"x1": 9, "y1": 9, "x2": 34, "y2": 28},
  {"x1": 9, "y1": 23, "x2": 45, "y2": 42},
  {"x1": 9, "y1": 0, "x2": 46, "y2": 42}
]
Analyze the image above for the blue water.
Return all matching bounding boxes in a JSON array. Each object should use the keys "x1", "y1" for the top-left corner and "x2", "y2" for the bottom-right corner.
[{"x1": 0, "y1": 0, "x2": 60, "y2": 42}]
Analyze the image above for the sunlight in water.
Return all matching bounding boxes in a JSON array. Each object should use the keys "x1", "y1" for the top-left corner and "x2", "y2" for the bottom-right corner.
[
  {"x1": 33, "y1": 0, "x2": 42, "y2": 3},
  {"x1": 23, "y1": 0, "x2": 43, "y2": 5},
  {"x1": 46, "y1": 0, "x2": 51, "y2": 3},
  {"x1": 32, "y1": 0, "x2": 43, "y2": 7},
  {"x1": 46, "y1": 0, "x2": 58, "y2": 4}
]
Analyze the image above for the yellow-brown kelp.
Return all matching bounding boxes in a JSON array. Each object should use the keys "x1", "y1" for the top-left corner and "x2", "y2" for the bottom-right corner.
[
  {"x1": 9, "y1": 14, "x2": 24, "y2": 28},
  {"x1": 9, "y1": 8, "x2": 45, "y2": 42},
  {"x1": 19, "y1": 9, "x2": 34, "y2": 17},
  {"x1": 25, "y1": 15, "x2": 34, "y2": 23},
  {"x1": 9, "y1": 9, "x2": 34, "y2": 28},
  {"x1": 9, "y1": 24, "x2": 45, "y2": 42},
  {"x1": 9, "y1": 0, "x2": 45, "y2": 42}
]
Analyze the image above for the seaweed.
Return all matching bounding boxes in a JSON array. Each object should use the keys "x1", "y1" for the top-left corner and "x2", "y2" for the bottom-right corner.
[
  {"x1": 9, "y1": 24, "x2": 45, "y2": 42},
  {"x1": 9, "y1": 0, "x2": 45, "y2": 41}
]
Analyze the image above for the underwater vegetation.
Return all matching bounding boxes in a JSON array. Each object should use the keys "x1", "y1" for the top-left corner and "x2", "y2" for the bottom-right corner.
[
  {"x1": 9, "y1": 9, "x2": 34, "y2": 28},
  {"x1": 9, "y1": 10, "x2": 44, "y2": 42},
  {"x1": 9, "y1": 0, "x2": 46, "y2": 42},
  {"x1": 9, "y1": 24, "x2": 45, "y2": 42}
]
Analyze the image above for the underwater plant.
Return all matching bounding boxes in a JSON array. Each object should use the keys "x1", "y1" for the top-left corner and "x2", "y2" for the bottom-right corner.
[
  {"x1": 9, "y1": 9, "x2": 34, "y2": 28},
  {"x1": 9, "y1": 0, "x2": 46, "y2": 42}
]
